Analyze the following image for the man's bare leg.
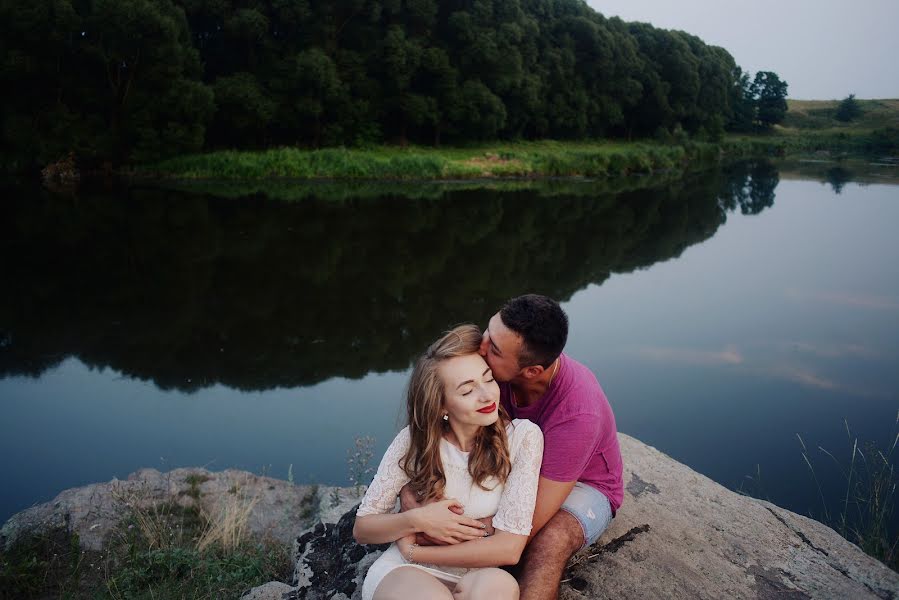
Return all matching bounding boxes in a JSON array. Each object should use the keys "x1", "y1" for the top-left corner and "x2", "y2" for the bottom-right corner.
[{"x1": 517, "y1": 510, "x2": 583, "y2": 600}]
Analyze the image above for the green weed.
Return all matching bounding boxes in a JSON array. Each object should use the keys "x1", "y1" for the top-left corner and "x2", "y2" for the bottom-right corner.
[{"x1": 797, "y1": 413, "x2": 899, "y2": 570}]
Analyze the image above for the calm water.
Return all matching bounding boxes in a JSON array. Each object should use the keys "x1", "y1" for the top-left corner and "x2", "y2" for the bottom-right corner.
[{"x1": 2, "y1": 162, "x2": 898, "y2": 534}]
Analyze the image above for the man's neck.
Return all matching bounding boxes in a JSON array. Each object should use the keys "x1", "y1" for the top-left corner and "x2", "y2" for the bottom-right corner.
[{"x1": 510, "y1": 356, "x2": 560, "y2": 408}]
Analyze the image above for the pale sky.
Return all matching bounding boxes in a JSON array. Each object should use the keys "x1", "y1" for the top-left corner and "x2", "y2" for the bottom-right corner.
[{"x1": 587, "y1": 0, "x2": 899, "y2": 100}]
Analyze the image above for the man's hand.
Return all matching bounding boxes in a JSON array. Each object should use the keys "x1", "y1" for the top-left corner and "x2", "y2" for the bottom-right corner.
[
  {"x1": 478, "y1": 515, "x2": 495, "y2": 536},
  {"x1": 398, "y1": 483, "x2": 423, "y2": 513}
]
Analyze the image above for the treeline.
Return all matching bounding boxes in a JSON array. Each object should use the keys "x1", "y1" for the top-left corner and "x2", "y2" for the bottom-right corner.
[{"x1": 2, "y1": 0, "x2": 787, "y2": 169}]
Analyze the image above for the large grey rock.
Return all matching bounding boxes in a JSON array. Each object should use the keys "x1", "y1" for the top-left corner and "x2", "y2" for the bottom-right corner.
[
  {"x1": 558, "y1": 435, "x2": 899, "y2": 599},
  {"x1": 251, "y1": 434, "x2": 899, "y2": 600},
  {"x1": 6, "y1": 436, "x2": 897, "y2": 600},
  {"x1": 1, "y1": 467, "x2": 316, "y2": 551}
]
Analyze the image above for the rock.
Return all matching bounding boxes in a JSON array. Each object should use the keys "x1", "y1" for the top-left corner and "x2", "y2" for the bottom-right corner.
[
  {"x1": 6, "y1": 436, "x2": 898, "y2": 600},
  {"x1": 1, "y1": 467, "x2": 316, "y2": 552},
  {"x1": 556, "y1": 435, "x2": 899, "y2": 599},
  {"x1": 312, "y1": 485, "x2": 368, "y2": 526},
  {"x1": 287, "y1": 508, "x2": 389, "y2": 600},
  {"x1": 241, "y1": 581, "x2": 296, "y2": 600},
  {"x1": 263, "y1": 434, "x2": 899, "y2": 600}
]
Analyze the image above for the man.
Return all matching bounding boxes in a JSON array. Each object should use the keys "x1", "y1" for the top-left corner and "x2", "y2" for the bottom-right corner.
[
  {"x1": 479, "y1": 294, "x2": 622, "y2": 600},
  {"x1": 401, "y1": 294, "x2": 622, "y2": 599}
]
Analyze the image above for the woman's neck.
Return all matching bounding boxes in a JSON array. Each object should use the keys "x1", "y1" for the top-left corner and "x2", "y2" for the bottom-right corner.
[{"x1": 445, "y1": 422, "x2": 480, "y2": 452}]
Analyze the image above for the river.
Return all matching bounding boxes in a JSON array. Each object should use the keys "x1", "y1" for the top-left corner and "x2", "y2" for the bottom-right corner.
[{"x1": 2, "y1": 160, "x2": 897, "y2": 539}]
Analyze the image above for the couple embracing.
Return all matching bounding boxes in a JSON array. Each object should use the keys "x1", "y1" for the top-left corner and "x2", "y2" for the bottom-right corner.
[{"x1": 353, "y1": 294, "x2": 623, "y2": 600}]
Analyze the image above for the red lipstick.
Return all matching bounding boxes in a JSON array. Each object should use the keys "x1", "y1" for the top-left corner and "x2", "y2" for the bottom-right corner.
[{"x1": 476, "y1": 402, "x2": 497, "y2": 414}]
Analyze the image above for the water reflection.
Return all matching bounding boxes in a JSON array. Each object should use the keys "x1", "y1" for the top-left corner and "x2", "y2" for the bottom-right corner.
[
  {"x1": 0, "y1": 162, "x2": 777, "y2": 392},
  {"x1": 3, "y1": 162, "x2": 898, "y2": 539}
]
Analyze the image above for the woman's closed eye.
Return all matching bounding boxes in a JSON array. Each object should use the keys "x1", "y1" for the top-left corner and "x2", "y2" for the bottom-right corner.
[{"x1": 461, "y1": 377, "x2": 495, "y2": 394}]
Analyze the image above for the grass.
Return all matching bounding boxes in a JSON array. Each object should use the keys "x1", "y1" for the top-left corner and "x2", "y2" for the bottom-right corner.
[
  {"x1": 139, "y1": 138, "x2": 775, "y2": 181},
  {"x1": 796, "y1": 413, "x2": 899, "y2": 570},
  {"x1": 134, "y1": 99, "x2": 899, "y2": 182},
  {"x1": 784, "y1": 98, "x2": 899, "y2": 131},
  {"x1": 195, "y1": 482, "x2": 260, "y2": 553},
  {"x1": 0, "y1": 475, "x2": 292, "y2": 599},
  {"x1": 767, "y1": 98, "x2": 899, "y2": 156},
  {"x1": 299, "y1": 484, "x2": 319, "y2": 522}
]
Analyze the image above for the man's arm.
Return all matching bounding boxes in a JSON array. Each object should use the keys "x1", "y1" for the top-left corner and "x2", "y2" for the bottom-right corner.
[{"x1": 529, "y1": 477, "x2": 577, "y2": 539}]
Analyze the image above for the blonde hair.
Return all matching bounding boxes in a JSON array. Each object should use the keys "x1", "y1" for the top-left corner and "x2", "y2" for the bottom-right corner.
[{"x1": 401, "y1": 324, "x2": 512, "y2": 502}]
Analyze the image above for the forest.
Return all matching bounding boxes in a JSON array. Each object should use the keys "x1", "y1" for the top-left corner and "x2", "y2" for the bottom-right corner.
[{"x1": 1, "y1": 0, "x2": 787, "y2": 170}]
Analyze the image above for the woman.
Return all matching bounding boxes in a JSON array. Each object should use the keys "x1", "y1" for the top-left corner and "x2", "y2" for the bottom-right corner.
[{"x1": 353, "y1": 325, "x2": 543, "y2": 600}]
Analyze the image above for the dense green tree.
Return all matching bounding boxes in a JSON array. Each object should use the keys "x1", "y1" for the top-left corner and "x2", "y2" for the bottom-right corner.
[
  {"x1": 210, "y1": 73, "x2": 275, "y2": 147},
  {"x1": 0, "y1": 0, "x2": 82, "y2": 169},
  {"x1": 2, "y1": 0, "x2": 787, "y2": 167},
  {"x1": 727, "y1": 66, "x2": 757, "y2": 132},
  {"x1": 290, "y1": 49, "x2": 344, "y2": 146},
  {"x1": 835, "y1": 93, "x2": 862, "y2": 123},
  {"x1": 1, "y1": 0, "x2": 213, "y2": 168},
  {"x1": 752, "y1": 71, "x2": 789, "y2": 129}
]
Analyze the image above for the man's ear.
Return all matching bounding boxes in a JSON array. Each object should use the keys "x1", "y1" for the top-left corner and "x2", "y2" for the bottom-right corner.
[{"x1": 521, "y1": 365, "x2": 545, "y2": 380}]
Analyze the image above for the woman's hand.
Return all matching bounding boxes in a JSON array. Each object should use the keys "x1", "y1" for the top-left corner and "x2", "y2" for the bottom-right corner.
[{"x1": 408, "y1": 498, "x2": 488, "y2": 544}]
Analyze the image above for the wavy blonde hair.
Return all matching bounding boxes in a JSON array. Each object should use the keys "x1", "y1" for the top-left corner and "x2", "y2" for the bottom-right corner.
[{"x1": 401, "y1": 324, "x2": 512, "y2": 502}]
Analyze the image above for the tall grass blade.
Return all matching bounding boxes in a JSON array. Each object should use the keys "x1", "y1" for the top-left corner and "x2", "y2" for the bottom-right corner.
[{"x1": 801, "y1": 451, "x2": 831, "y2": 522}]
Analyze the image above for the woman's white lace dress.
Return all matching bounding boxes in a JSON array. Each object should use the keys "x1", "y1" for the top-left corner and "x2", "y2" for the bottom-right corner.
[{"x1": 356, "y1": 419, "x2": 543, "y2": 599}]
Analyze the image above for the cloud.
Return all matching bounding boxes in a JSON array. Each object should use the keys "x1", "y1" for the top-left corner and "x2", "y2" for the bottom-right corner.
[
  {"x1": 767, "y1": 365, "x2": 840, "y2": 391},
  {"x1": 774, "y1": 341, "x2": 881, "y2": 360},
  {"x1": 630, "y1": 342, "x2": 884, "y2": 398},
  {"x1": 786, "y1": 288, "x2": 899, "y2": 311},
  {"x1": 633, "y1": 345, "x2": 744, "y2": 366}
]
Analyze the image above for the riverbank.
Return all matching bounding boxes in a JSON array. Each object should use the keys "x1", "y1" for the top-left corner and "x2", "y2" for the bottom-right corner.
[
  {"x1": 3, "y1": 436, "x2": 897, "y2": 599},
  {"x1": 136, "y1": 138, "x2": 773, "y2": 181},
  {"x1": 134, "y1": 131, "x2": 897, "y2": 184}
]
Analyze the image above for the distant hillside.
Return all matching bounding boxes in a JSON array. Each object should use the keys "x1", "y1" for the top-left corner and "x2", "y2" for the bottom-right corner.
[{"x1": 783, "y1": 99, "x2": 899, "y2": 131}]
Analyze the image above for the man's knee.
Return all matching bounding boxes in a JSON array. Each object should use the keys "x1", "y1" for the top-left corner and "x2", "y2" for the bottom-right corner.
[{"x1": 524, "y1": 510, "x2": 584, "y2": 563}]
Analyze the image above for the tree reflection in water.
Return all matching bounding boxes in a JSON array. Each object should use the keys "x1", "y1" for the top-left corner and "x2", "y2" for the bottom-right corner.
[{"x1": 0, "y1": 161, "x2": 780, "y2": 391}]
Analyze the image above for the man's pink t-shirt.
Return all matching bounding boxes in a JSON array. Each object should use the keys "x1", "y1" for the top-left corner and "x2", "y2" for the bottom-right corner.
[{"x1": 499, "y1": 353, "x2": 623, "y2": 514}]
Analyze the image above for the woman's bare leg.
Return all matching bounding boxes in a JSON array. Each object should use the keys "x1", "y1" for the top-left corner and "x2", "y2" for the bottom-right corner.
[
  {"x1": 373, "y1": 566, "x2": 455, "y2": 600},
  {"x1": 453, "y1": 568, "x2": 519, "y2": 600}
]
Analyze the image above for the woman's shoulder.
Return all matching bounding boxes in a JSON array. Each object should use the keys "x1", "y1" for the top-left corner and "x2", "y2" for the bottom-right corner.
[
  {"x1": 507, "y1": 418, "x2": 543, "y2": 445},
  {"x1": 385, "y1": 426, "x2": 412, "y2": 452},
  {"x1": 508, "y1": 418, "x2": 540, "y2": 433}
]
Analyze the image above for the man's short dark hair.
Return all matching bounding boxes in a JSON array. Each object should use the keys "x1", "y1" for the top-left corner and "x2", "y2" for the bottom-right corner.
[{"x1": 499, "y1": 294, "x2": 568, "y2": 369}]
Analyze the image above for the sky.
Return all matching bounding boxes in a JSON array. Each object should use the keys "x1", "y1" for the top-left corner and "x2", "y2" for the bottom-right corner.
[{"x1": 586, "y1": 0, "x2": 899, "y2": 100}]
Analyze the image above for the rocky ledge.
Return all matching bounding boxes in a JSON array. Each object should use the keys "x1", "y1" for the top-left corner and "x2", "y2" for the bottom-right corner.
[{"x1": 4, "y1": 435, "x2": 898, "y2": 599}]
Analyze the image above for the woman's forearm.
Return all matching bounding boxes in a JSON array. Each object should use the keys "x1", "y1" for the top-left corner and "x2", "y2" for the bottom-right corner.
[
  {"x1": 408, "y1": 531, "x2": 526, "y2": 567},
  {"x1": 353, "y1": 512, "x2": 420, "y2": 545}
]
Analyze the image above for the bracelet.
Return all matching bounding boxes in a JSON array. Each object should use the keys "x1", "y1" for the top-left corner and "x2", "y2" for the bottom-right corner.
[{"x1": 405, "y1": 542, "x2": 419, "y2": 563}]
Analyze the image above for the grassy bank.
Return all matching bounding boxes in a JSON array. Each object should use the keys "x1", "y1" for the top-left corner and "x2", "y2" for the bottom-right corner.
[
  {"x1": 132, "y1": 99, "x2": 898, "y2": 182},
  {"x1": 768, "y1": 98, "x2": 899, "y2": 155},
  {"x1": 0, "y1": 483, "x2": 294, "y2": 599},
  {"x1": 140, "y1": 138, "x2": 773, "y2": 181}
]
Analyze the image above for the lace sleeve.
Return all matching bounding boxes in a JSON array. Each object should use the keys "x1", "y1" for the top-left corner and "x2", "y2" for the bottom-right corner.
[
  {"x1": 492, "y1": 421, "x2": 544, "y2": 536},
  {"x1": 356, "y1": 427, "x2": 412, "y2": 517}
]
